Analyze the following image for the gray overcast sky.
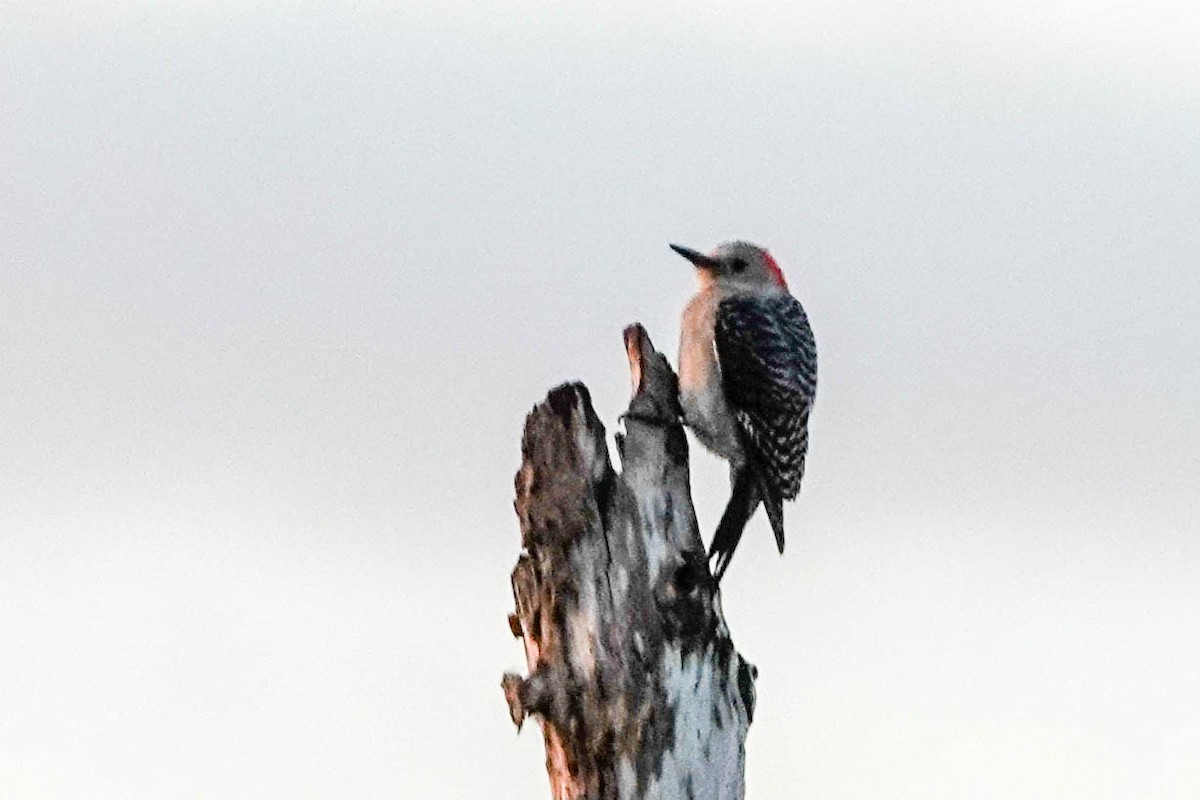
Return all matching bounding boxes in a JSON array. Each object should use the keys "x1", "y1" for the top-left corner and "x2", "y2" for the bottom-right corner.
[{"x1": 2, "y1": 2, "x2": 1198, "y2": 798}]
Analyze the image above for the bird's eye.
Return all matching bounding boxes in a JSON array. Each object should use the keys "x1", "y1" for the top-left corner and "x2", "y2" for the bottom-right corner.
[{"x1": 731, "y1": 258, "x2": 748, "y2": 273}]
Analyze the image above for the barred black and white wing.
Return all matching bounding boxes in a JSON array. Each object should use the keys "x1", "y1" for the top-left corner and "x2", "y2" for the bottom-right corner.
[{"x1": 714, "y1": 293, "x2": 817, "y2": 501}]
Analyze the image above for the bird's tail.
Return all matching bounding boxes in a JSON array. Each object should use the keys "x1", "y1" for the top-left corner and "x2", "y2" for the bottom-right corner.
[
  {"x1": 763, "y1": 489, "x2": 785, "y2": 555},
  {"x1": 710, "y1": 468, "x2": 763, "y2": 581}
]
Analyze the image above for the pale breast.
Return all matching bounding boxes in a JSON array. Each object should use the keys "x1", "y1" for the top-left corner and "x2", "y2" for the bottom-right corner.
[{"x1": 678, "y1": 288, "x2": 745, "y2": 466}]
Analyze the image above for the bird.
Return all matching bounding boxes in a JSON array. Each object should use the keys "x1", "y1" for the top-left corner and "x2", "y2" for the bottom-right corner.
[{"x1": 670, "y1": 241, "x2": 817, "y2": 581}]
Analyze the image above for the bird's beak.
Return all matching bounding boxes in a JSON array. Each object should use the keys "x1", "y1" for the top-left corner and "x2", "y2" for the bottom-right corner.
[{"x1": 669, "y1": 243, "x2": 721, "y2": 272}]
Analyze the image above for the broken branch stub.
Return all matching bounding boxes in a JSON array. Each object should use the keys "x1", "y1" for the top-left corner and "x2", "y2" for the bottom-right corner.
[{"x1": 503, "y1": 324, "x2": 756, "y2": 800}]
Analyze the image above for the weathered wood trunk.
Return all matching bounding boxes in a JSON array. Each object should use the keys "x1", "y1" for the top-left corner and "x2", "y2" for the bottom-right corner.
[{"x1": 502, "y1": 325, "x2": 756, "y2": 800}]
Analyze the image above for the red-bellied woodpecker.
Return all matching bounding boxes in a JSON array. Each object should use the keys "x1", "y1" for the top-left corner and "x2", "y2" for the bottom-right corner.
[{"x1": 671, "y1": 241, "x2": 817, "y2": 581}]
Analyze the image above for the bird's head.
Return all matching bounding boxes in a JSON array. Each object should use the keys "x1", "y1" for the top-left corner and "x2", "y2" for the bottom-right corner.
[{"x1": 669, "y1": 240, "x2": 788, "y2": 291}]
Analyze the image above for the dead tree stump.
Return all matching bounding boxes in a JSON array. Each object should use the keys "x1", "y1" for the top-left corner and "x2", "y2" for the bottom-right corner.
[{"x1": 502, "y1": 325, "x2": 757, "y2": 800}]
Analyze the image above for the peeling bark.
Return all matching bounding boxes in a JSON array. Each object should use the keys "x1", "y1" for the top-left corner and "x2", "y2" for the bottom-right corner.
[{"x1": 503, "y1": 325, "x2": 756, "y2": 800}]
